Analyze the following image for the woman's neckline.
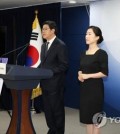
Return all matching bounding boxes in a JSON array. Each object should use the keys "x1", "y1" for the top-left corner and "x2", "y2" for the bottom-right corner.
[{"x1": 85, "y1": 49, "x2": 100, "y2": 55}]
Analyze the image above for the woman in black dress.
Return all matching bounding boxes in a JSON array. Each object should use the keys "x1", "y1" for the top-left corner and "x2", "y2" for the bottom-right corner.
[{"x1": 78, "y1": 26, "x2": 108, "y2": 134}]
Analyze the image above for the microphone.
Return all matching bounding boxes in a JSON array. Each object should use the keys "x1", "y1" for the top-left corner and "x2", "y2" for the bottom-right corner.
[
  {"x1": 16, "y1": 43, "x2": 29, "y2": 65},
  {"x1": 1, "y1": 43, "x2": 29, "y2": 57}
]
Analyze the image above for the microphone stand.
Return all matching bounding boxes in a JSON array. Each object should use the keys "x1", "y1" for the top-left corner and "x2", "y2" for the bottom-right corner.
[
  {"x1": 1, "y1": 43, "x2": 28, "y2": 57},
  {"x1": 15, "y1": 43, "x2": 29, "y2": 65}
]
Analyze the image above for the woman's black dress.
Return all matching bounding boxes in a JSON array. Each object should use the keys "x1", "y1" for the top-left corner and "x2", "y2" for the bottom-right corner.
[{"x1": 79, "y1": 49, "x2": 108, "y2": 124}]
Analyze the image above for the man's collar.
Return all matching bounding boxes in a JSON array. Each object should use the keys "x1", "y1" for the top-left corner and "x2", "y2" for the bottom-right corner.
[{"x1": 47, "y1": 36, "x2": 56, "y2": 44}]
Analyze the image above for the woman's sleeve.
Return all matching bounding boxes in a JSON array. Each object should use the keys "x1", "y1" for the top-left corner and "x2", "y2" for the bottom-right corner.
[{"x1": 99, "y1": 50, "x2": 108, "y2": 76}]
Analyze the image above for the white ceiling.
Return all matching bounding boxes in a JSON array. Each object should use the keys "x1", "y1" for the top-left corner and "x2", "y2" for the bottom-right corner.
[{"x1": 0, "y1": 0, "x2": 101, "y2": 10}]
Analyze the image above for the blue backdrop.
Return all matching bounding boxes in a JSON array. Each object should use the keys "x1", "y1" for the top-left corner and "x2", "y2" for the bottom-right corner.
[{"x1": 62, "y1": 6, "x2": 89, "y2": 108}]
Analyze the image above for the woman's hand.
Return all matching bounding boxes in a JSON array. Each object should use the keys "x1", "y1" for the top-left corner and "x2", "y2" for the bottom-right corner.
[
  {"x1": 78, "y1": 71, "x2": 90, "y2": 82},
  {"x1": 81, "y1": 74, "x2": 90, "y2": 80},
  {"x1": 78, "y1": 71, "x2": 84, "y2": 82}
]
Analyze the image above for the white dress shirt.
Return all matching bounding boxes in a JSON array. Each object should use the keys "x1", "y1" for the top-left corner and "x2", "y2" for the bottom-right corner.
[{"x1": 47, "y1": 36, "x2": 56, "y2": 50}]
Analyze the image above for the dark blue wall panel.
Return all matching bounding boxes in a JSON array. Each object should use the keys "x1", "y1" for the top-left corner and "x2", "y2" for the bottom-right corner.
[{"x1": 62, "y1": 6, "x2": 89, "y2": 108}]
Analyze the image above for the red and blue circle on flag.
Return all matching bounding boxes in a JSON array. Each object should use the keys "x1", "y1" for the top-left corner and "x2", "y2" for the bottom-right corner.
[{"x1": 25, "y1": 45, "x2": 39, "y2": 67}]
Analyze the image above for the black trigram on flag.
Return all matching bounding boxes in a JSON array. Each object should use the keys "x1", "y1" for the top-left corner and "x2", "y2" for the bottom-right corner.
[{"x1": 30, "y1": 32, "x2": 39, "y2": 40}]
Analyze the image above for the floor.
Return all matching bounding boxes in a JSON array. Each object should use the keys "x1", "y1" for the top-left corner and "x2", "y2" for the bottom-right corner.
[{"x1": 0, "y1": 107, "x2": 120, "y2": 134}]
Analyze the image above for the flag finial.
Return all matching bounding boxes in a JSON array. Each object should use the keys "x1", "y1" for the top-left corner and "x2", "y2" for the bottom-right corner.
[
  {"x1": 35, "y1": 10, "x2": 38, "y2": 16},
  {"x1": 32, "y1": 10, "x2": 39, "y2": 29}
]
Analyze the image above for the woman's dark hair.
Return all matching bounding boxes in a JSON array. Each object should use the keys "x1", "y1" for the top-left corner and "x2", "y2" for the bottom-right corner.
[
  {"x1": 88, "y1": 26, "x2": 104, "y2": 44},
  {"x1": 42, "y1": 20, "x2": 57, "y2": 35}
]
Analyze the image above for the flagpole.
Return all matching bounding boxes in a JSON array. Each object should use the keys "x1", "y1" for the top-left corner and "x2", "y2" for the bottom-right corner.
[
  {"x1": 31, "y1": 97, "x2": 35, "y2": 114},
  {"x1": 31, "y1": 10, "x2": 38, "y2": 114},
  {"x1": 29, "y1": 10, "x2": 43, "y2": 114}
]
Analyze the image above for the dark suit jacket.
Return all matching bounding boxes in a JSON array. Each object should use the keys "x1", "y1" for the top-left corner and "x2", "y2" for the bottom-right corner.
[{"x1": 40, "y1": 37, "x2": 68, "y2": 94}]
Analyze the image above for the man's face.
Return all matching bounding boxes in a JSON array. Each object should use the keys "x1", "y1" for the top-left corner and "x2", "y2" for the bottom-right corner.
[{"x1": 42, "y1": 24, "x2": 55, "y2": 40}]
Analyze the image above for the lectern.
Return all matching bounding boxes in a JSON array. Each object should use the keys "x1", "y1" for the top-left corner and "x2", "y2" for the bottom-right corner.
[{"x1": 0, "y1": 64, "x2": 53, "y2": 134}]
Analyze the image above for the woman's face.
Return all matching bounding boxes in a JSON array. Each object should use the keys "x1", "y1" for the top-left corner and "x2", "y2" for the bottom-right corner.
[{"x1": 85, "y1": 28, "x2": 99, "y2": 45}]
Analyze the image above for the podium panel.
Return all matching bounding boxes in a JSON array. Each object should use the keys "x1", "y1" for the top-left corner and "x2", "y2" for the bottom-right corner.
[{"x1": 0, "y1": 64, "x2": 53, "y2": 134}]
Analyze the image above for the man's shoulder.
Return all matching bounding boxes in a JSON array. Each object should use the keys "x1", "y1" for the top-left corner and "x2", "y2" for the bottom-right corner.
[{"x1": 55, "y1": 37, "x2": 65, "y2": 46}]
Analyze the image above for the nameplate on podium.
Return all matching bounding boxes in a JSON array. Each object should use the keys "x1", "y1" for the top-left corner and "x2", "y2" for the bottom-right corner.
[{"x1": 0, "y1": 63, "x2": 6, "y2": 74}]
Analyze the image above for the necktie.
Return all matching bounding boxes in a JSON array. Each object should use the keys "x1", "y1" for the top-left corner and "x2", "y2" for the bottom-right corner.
[{"x1": 45, "y1": 42, "x2": 49, "y2": 56}]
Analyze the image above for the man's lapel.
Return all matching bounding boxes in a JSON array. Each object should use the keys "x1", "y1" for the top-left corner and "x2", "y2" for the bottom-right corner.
[
  {"x1": 41, "y1": 43, "x2": 46, "y2": 60},
  {"x1": 42, "y1": 38, "x2": 57, "y2": 63}
]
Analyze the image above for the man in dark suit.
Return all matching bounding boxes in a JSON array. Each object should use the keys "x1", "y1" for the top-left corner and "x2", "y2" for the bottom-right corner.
[{"x1": 40, "y1": 20, "x2": 68, "y2": 134}]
